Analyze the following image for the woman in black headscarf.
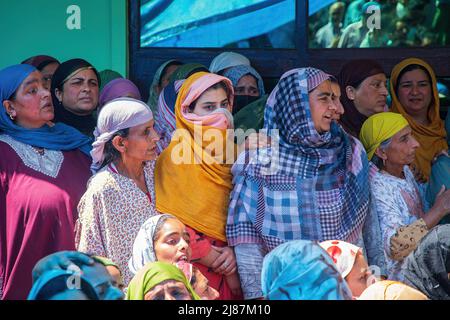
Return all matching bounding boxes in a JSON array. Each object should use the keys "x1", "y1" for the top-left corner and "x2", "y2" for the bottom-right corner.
[
  {"x1": 337, "y1": 59, "x2": 388, "y2": 138},
  {"x1": 403, "y1": 224, "x2": 450, "y2": 300},
  {"x1": 51, "y1": 58, "x2": 100, "y2": 137}
]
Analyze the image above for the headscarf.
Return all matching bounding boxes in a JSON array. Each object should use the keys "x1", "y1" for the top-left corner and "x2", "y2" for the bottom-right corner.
[
  {"x1": 358, "y1": 280, "x2": 428, "y2": 300},
  {"x1": 99, "y1": 78, "x2": 142, "y2": 107},
  {"x1": 126, "y1": 262, "x2": 200, "y2": 300},
  {"x1": 209, "y1": 52, "x2": 251, "y2": 74},
  {"x1": 261, "y1": 240, "x2": 352, "y2": 300},
  {"x1": 93, "y1": 256, "x2": 121, "y2": 271},
  {"x1": 21, "y1": 55, "x2": 60, "y2": 71},
  {"x1": 147, "y1": 59, "x2": 182, "y2": 113},
  {"x1": 337, "y1": 59, "x2": 386, "y2": 138},
  {"x1": 233, "y1": 94, "x2": 268, "y2": 132},
  {"x1": 319, "y1": 240, "x2": 362, "y2": 278},
  {"x1": 155, "y1": 72, "x2": 234, "y2": 242},
  {"x1": 403, "y1": 224, "x2": 450, "y2": 300},
  {"x1": 390, "y1": 58, "x2": 448, "y2": 179},
  {"x1": 359, "y1": 112, "x2": 410, "y2": 160},
  {"x1": 129, "y1": 214, "x2": 177, "y2": 275},
  {"x1": 153, "y1": 63, "x2": 209, "y2": 153},
  {"x1": 0, "y1": 64, "x2": 92, "y2": 156},
  {"x1": 446, "y1": 111, "x2": 450, "y2": 147},
  {"x1": 98, "y1": 69, "x2": 123, "y2": 92},
  {"x1": 51, "y1": 58, "x2": 100, "y2": 137},
  {"x1": 90, "y1": 97, "x2": 154, "y2": 173},
  {"x1": 222, "y1": 64, "x2": 265, "y2": 96},
  {"x1": 168, "y1": 63, "x2": 209, "y2": 84},
  {"x1": 27, "y1": 269, "x2": 99, "y2": 300},
  {"x1": 227, "y1": 68, "x2": 370, "y2": 249}
]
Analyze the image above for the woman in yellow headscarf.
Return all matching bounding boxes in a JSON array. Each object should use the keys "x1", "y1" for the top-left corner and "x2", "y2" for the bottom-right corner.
[
  {"x1": 360, "y1": 112, "x2": 450, "y2": 281},
  {"x1": 155, "y1": 72, "x2": 242, "y2": 299},
  {"x1": 390, "y1": 58, "x2": 448, "y2": 181}
]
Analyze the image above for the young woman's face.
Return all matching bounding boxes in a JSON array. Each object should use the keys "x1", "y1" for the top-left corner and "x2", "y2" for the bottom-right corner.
[
  {"x1": 397, "y1": 69, "x2": 433, "y2": 117},
  {"x1": 3, "y1": 70, "x2": 54, "y2": 129},
  {"x1": 144, "y1": 280, "x2": 192, "y2": 300},
  {"x1": 154, "y1": 218, "x2": 192, "y2": 264},
  {"x1": 380, "y1": 126, "x2": 420, "y2": 167},
  {"x1": 350, "y1": 73, "x2": 388, "y2": 117},
  {"x1": 191, "y1": 267, "x2": 219, "y2": 300},
  {"x1": 235, "y1": 75, "x2": 259, "y2": 97},
  {"x1": 344, "y1": 251, "x2": 371, "y2": 298},
  {"x1": 121, "y1": 120, "x2": 160, "y2": 161},
  {"x1": 56, "y1": 68, "x2": 99, "y2": 115},
  {"x1": 309, "y1": 80, "x2": 335, "y2": 134},
  {"x1": 191, "y1": 87, "x2": 229, "y2": 116}
]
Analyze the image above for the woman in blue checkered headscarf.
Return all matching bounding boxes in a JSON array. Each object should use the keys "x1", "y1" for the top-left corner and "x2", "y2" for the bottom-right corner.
[{"x1": 226, "y1": 67, "x2": 370, "y2": 300}]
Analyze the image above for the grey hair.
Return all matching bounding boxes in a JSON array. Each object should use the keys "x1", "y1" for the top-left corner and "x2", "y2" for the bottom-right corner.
[{"x1": 371, "y1": 137, "x2": 392, "y2": 169}]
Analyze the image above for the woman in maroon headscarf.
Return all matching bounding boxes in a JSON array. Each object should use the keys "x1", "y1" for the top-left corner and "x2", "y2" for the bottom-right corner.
[{"x1": 337, "y1": 59, "x2": 389, "y2": 138}]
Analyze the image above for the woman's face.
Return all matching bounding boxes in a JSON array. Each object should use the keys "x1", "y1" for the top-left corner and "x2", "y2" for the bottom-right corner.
[
  {"x1": 157, "y1": 64, "x2": 180, "y2": 94},
  {"x1": 81, "y1": 262, "x2": 124, "y2": 300},
  {"x1": 235, "y1": 75, "x2": 259, "y2": 97},
  {"x1": 191, "y1": 267, "x2": 219, "y2": 300},
  {"x1": 144, "y1": 280, "x2": 192, "y2": 300},
  {"x1": 397, "y1": 69, "x2": 433, "y2": 117},
  {"x1": 3, "y1": 70, "x2": 54, "y2": 129},
  {"x1": 191, "y1": 87, "x2": 229, "y2": 116},
  {"x1": 120, "y1": 120, "x2": 160, "y2": 161},
  {"x1": 309, "y1": 80, "x2": 335, "y2": 134},
  {"x1": 331, "y1": 82, "x2": 344, "y2": 121},
  {"x1": 349, "y1": 73, "x2": 388, "y2": 117},
  {"x1": 56, "y1": 68, "x2": 99, "y2": 115},
  {"x1": 378, "y1": 126, "x2": 420, "y2": 166},
  {"x1": 344, "y1": 252, "x2": 371, "y2": 298},
  {"x1": 105, "y1": 266, "x2": 124, "y2": 291},
  {"x1": 154, "y1": 218, "x2": 192, "y2": 264},
  {"x1": 41, "y1": 62, "x2": 59, "y2": 90}
]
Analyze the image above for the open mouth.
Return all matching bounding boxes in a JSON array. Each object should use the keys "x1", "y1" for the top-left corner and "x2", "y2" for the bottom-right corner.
[{"x1": 177, "y1": 255, "x2": 188, "y2": 262}]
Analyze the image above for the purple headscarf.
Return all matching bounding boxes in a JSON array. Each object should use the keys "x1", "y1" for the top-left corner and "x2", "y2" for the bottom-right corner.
[{"x1": 99, "y1": 78, "x2": 142, "y2": 108}]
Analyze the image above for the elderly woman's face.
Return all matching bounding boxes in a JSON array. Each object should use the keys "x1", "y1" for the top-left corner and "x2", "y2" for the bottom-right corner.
[
  {"x1": 3, "y1": 70, "x2": 53, "y2": 129},
  {"x1": 81, "y1": 262, "x2": 124, "y2": 300},
  {"x1": 350, "y1": 73, "x2": 388, "y2": 117},
  {"x1": 56, "y1": 68, "x2": 99, "y2": 115},
  {"x1": 120, "y1": 119, "x2": 160, "y2": 161},
  {"x1": 144, "y1": 280, "x2": 192, "y2": 300},
  {"x1": 331, "y1": 82, "x2": 344, "y2": 121},
  {"x1": 379, "y1": 126, "x2": 420, "y2": 167},
  {"x1": 397, "y1": 69, "x2": 433, "y2": 117},
  {"x1": 309, "y1": 80, "x2": 335, "y2": 134}
]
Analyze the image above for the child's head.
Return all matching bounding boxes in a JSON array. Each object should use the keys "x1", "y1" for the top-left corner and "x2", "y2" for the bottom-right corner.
[{"x1": 320, "y1": 240, "x2": 373, "y2": 298}]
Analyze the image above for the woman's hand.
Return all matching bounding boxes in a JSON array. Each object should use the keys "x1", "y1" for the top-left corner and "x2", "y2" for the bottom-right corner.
[
  {"x1": 434, "y1": 185, "x2": 450, "y2": 217},
  {"x1": 210, "y1": 245, "x2": 237, "y2": 276}
]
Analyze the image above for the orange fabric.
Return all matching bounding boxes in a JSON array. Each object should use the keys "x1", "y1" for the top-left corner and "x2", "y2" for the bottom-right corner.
[{"x1": 390, "y1": 58, "x2": 447, "y2": 179}]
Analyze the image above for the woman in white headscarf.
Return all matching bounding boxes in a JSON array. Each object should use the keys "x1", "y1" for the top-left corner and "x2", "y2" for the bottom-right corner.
[
  {"x1": 76, "y1": 97, "x2": 160, "y2": 286},
  {"x1": 209, "y1": 52, "x2": 250, "y2": 75}
]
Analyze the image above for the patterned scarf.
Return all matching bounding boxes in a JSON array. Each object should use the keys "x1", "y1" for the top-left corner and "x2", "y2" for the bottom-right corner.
[{"x1": 227, "y1": 68, "x2": 370, "y2": 250}]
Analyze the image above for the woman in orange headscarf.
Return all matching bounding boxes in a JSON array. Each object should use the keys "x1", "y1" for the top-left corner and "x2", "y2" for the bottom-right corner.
[
  {"x1": 154, "y1": 72, "x2": 242, "y2": 299},
  {"x1": 390, "y1": 58, "x2": 448, "y2": 181}
]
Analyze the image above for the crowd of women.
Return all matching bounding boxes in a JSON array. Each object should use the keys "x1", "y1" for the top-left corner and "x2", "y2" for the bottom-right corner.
[{"x1": 0, "y1": 51, "x2": 449, "y2": 300}]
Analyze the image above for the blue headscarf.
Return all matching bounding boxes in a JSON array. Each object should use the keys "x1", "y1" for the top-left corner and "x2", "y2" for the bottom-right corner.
[
  {"x1": 261, "y1": 240, "x2": 352, "y2": 300},
  {"x1": 27, "y1": 269, "x2": 99, "y2": 300},
  {"x1": 222, "y1": 64, "x2": 265, "y2": 96},
  {"x1": 0, "y1": 64, "x2": 92, "y2": 156}
]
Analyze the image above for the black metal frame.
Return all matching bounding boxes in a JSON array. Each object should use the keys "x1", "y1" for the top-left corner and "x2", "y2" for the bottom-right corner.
[{"x1": 129, "y1": 0, "x2": 450, "y2": 101}]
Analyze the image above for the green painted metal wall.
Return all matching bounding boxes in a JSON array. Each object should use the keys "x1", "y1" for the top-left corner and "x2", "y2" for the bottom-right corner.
[{"x1": 0, "y1": 0, "x2": 127, "y2": 76}]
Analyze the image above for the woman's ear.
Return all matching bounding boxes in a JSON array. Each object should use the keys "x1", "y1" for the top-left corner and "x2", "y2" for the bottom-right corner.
[
  {"x1": 112, "y1": 135, "x2": 127, "y2": 153},
  {"x1": 345, "y1": 85, "x2": 356, "y2": 101},
  {"x1": 54, "y1": 88, "x2": 63, "y2": 104},
  {"x1": 3, "y1": 100, "x2": 16, "y2": 117},
  {"x1": 374, "y1": 146, "x2": 387, "y2": 161}
]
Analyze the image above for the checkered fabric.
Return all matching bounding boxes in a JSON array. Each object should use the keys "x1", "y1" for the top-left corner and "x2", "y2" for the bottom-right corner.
[{"x1": 227, "y1": 68, "x2": 370, "y2": 251}]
